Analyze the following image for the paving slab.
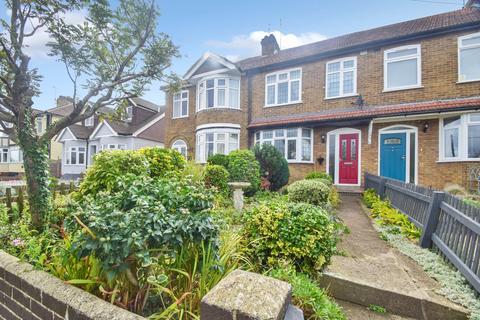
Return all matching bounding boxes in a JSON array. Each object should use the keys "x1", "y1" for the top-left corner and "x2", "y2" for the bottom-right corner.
[
  {"x1": 320, "y1": 195, "x2": 469, "y2": 320},
  {"x1": 336, "y1": 300, "x2": 415, "y2": 320}
]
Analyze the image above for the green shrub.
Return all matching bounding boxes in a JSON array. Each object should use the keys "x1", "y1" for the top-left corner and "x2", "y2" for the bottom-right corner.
[
  {"x1": 182, "y1": 161, "x2": 206, "y2": 184},
  {"x1": 328, "y1": 187, "x2": 340, "y2": 208},
  {"x1": 253, "y1": 144, "x2": 289, "y2": 191},
  {"x1": 77, "y1": 150, "x2": 149, "y2": 198},
  {"x1": 305, "y1": 171, "x2": 333, "y2": 183},
  {"x1": 204, "y1": 164, "x2": 230, "y2": 194},
  {"x1": 207, "y1": 154, "x2": 230, "y2": 168},
  {"x1": 69, "y1": 175, "x2": 218, "y2": 274},
  {"x1": 227, "y1": 150, "x2": 261, "y2": 196},
  {"x1": 363, "y1": 190, "x2": 420, "y2": 239},
  {"x1": 138, "y1": 147, "x2": 185, "y2": 177},
  {"x1": 269, "y1": 267, "x2": 346, "y2": 320},
  {"x1": 242, "y1": 199, "x2": 342, "y2": 273},
  {"x1": 287, "y1": 179, "x2": 331, "y2": 206}
]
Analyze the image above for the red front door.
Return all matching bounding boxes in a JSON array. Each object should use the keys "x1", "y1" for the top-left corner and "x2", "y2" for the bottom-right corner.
[{"x1": 338, "y1": 133, "x2": 359, "y2": 184}]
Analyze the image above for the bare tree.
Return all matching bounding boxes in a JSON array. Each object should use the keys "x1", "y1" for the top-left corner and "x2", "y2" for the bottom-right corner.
[{"x1": 0, "y1": 0, "x2": 179, "y2": 230}]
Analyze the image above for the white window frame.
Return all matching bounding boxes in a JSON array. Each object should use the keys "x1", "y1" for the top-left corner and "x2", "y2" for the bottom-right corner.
[
  {"x1": 254, "y1": 127, "x2": 313, "y2": 163},
  {"x1": 65, "y1": 146, "x2": 86, "y2": 165},
  {"x1": 0, "y1": 148, "x2": 8, "y2": 163},
  {"x1": 458, "y1": 32, "x2": 480, "y2": 83},
  {"x1": 264, "y1": 68, "x2": 302, "y2": 107},
  {"x1": 36, "y1": 117, "x2": 43, "y2": 134},
  {"x1": 196, "y1": 76, "x2": 241, "y2": 112},
  {"x1": 172, "y1": 139, "x2": 188, "y2": 158},
  {"x1": 439, "y1": 113, "x2": 480, "y2": 162},
  {"x1": 124, "y1": 106, "x2": 133, "y2": 121},
  {"x1": 195, "y1": 127, "x2": 240, "y2": 163},
  {"x1": 173, "y1": 90, "x2": 189, "y2": 119},
  {"x1": 8, "y1": 147, "x2": 22, "y2": 164},
  {"x1": 384, "y1": 44, "x2": 422, "y2": 92},
  {"x1": 325, "y1": 57, "x2": 357, "y2": 99},
  {"x1": 84, "y1": 116, "x2": 94, "y2": 127}
]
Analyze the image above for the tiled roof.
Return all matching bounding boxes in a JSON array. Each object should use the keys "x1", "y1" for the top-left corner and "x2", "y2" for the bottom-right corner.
[
  {"x1": 237, "y1": 8, "x2": 480, "y2": 70},
  {"x1": 248, "y1": 97, "x2": 480, "y2": 129},
  {"x1": 68, "y1": 124, "x2": 94, "y2": 139},
  {"x1": 130, "y1": 97, "x2": 164, "y2": 113},
  {"x1": 47, "y1": 104, "x2": 113, "y2": 117}
]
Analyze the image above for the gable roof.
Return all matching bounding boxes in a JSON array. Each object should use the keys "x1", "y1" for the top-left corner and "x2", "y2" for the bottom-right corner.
[
  {"x1": 248, "y1": 96, "x2": 480, "y2": 129},
  {"x1": 236, "y1": 7, "x2": 480, "y2": 71},
  {"x1": 184, "y1": 52, "x2": 239, "y2": 79},
  {"x1": 47, "y1": 103, "x2": 113, "y2": 117},
  {"x1": 130, "y1": 97, "x2": 163, "y2": 113}
]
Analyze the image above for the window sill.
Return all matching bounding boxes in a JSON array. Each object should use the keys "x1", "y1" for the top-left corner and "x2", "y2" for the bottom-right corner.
[
  {"x1": 196, "y1": 107, "x2": 241, "y2": 113},
  {"x1": 436, "y1": 159, "x2": 480, "y2": 163},
  {"x1": 64, "y1": 164, "x2": 87, "y2": 166},
  {"x1": 457, "y1": 79, "x2": 480, "y2": 84},
  {"x1": 383, "y1": 85, "x2": 424, "y2": 93},
  {"x1": 287, "y1": 160, "x2": 314, "y2": 164},
  {"x1": 264, "y1": 101, "x2": 303, "y2": 108},
  {"x1": 324, "y1": 94, "x2": 358, "y2": 101},
  {"x1": 172, "y1": 115, "x2": 189, "y2": 119}
]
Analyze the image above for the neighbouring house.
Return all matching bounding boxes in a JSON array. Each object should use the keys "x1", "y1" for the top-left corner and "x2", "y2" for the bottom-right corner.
[
  {"x1": 56, "y1": 97, "x2": 165, "y2": 180},
  {"x1": 163, "y1": 0, "x2": 480, "y2": 191}
]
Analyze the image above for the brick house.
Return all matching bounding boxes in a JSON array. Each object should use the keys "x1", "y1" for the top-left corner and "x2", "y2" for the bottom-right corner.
[{"x1": 164, "y1": 1, "x2": 480, "y2": 191}]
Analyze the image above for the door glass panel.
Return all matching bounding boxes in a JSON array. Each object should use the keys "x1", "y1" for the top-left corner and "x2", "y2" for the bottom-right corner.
[
  {"x1": 351, "y1": 139, "x2": 356, "y2": 160},
  {"x1": 328, "y1": 135, "x2": 336, "y2": 181},
  {"x1": 410, "y1": 132, "x2": 416, "y2": 183},
  {"x1": 341, "y1": 139, "x2": 347, "y2": 160},
  {"x1": 384, "y1": 138, "x2": 401, "y2": 145}
]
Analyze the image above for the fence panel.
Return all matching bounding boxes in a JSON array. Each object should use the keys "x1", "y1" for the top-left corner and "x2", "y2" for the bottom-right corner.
[{"x1": 364, "y1": 172, "x2": 480, "y2": 293}]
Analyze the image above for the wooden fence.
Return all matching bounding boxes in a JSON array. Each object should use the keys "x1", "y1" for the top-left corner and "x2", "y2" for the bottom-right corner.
[{"x1": 365, "y1": 172, "x2": 480, "y2": 293}]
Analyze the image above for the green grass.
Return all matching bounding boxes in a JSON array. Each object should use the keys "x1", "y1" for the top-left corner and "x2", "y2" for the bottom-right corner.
[{"x1": 368, "y1": 304, "x2": 387, "y2": 313}]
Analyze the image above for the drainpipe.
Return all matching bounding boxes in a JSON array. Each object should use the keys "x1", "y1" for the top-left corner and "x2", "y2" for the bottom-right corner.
[{"x1": 247, "y1": 73, "x2": 253, "y2": 147}]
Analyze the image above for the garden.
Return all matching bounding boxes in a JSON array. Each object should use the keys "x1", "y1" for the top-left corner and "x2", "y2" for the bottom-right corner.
[{"x1": 0, "y1": 144, "x2": 347, "y2": 319}]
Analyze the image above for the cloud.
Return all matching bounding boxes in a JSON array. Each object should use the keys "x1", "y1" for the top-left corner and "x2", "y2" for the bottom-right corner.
[
  {"x1": 206, "y1": 30, "x2": 327, "y2": 61},
  {"x1": 18, "y1": 10, "x2": 87, "y2": 58}
]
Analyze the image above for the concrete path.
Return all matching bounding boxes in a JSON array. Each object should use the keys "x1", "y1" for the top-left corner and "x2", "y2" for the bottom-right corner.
[{"x1": 320, "y1": 195, "x2": 469, "y2": 320}]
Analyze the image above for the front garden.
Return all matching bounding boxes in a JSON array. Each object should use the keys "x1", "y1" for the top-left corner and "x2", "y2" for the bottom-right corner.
[{"x1": 0, "y1": 144, "x2": 347, "y2": 319}]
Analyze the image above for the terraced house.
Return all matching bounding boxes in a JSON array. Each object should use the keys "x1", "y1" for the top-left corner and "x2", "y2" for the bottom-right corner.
[{"x1": 164, "y1": 0, "x2": 480, "y2": 191}]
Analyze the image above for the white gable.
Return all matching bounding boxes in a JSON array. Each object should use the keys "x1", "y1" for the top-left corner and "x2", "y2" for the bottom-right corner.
[
  {"x1": 90, "y1": 121, "x2": 116, "y2": 139},
  {"x1": 57, "y1": 128, "x2": 75, "y2": 142}
]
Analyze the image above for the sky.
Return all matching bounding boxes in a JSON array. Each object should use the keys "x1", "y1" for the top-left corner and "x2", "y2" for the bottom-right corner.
[{"x1": 0, "y1": 0, "x2": 468, "y2": 110}]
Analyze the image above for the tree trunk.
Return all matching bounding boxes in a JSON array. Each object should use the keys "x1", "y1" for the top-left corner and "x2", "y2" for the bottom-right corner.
[{"x1": 18, "y1": 134, "x2": 52, "y2": 231}]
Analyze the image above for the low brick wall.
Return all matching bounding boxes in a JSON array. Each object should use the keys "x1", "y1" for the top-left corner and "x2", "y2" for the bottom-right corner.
[{"x1": 0, "y1": 250, "x2": 144, "y2": 320}]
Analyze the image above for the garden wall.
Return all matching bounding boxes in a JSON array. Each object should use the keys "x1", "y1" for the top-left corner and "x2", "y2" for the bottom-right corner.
[{"x1": 0, "y1": 250, "x2": 144, "y2": 320}]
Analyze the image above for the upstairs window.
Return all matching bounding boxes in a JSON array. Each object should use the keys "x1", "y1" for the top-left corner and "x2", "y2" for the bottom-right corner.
[
  {"x1": 197, "y1": 77, "x2": 240, "y2": 111},
  {"x1": 384, "y1": 45, "x2": 421, "y2": 91},
  {"x1": 440, "y1": 113, "x2": 480, "y2": 161},
  {"x1": 173, "y1": 90, "x2": 189, "y2": 118},
  {"x1": 255, "y1": 127, "x2": 313, "y2": 163},
  {"x1": 9, "y1": 147, "x2": 22, "y2": 163},
  {"x1": 458, "y1": 32, "x2": 480, "y2": 82},
  {"x1": 84, "y1": 116, "x2": 94, "y2": 127},
  {"x1": 326, "y1": 57, "x2": 357, "y2": 98},
  {"x1": 123, "y1": 106, "x2": 133, "y2": 121},
  {"x1": 36, "y1": 117, "x2": 43, "y2": 134},
  {"x1": 0, "y1": 148, "x2": 8, "y2": 163},
  {"x1": 265, "y1": 69, "x2": 302, "y2": 107}
]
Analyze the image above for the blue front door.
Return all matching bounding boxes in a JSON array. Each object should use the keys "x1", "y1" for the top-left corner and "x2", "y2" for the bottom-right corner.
[{"x1": 380, "y1": 133, "x2": 406, "y2": 181}]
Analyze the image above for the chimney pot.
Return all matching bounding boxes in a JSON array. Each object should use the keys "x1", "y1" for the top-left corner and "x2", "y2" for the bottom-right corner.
[{"x1": 261, "y1": 34, "x2": 280, "y2": 56}]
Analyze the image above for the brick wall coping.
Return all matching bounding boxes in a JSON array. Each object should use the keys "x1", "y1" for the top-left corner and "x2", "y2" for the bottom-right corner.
[{"x1": 0, "y1": 250, "x2": 145, "y2": 320}]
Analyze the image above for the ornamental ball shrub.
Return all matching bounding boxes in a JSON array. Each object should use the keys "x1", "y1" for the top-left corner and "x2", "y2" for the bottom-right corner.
[
  {"x1": 204, "y1": 164, "x2": 230, "y2": 194},
  {"x1": 287, "y1": 179, "x2": 331, "y2": 206},
  {"x1": 138, "y1": 147, "x2": 185, "y2": 177},
  {"x1": 207, "y1": 154, "x2": 229, "y2": 168},
  {"x1": 77, "y1": 150, "x2": 149, "y2": 198},
  {"x1": 253, "y1": 144, "x2": 289, "y2": 191},
  {"x1": 243, "y1": 199, "x2": 342, "y2": 273},
  {"x1": 227, "y1": 150, "x2": 260, "y2": 196},
  {"x1": 305, "y1": 171, "x2": 333, "y2": 183}
]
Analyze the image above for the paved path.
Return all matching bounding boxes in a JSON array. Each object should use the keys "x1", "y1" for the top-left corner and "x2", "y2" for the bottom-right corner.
[{"x1": 323, "y1": 194, "x2": 468, "y2": 319}]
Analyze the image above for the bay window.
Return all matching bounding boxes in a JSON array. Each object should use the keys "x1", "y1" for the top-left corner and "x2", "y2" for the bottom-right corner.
[
  {"x1": 458, "y1": 32, "x2": 480, "y2": 82},
  {"x1": 9, "y1": 147, "x2": 22, "y2": 163},
  {"x1": 66, "y1": 146, "x2": 86, "y2": 165},
  {"x1": 384, "y1": 45, "x2": 421, "y2": 91},
  {"x1": 265, "y1": 69, "x2": 302, "y2": 106},
  {"x1": 173, "y1": 90, "x2": 189, "y2": 118},
  {"x1": 197, "y1": 77, "x2": 240, "y2": 111},
  {"x1": 255, "y1": 127, "x2": 313, "y2": 163},
  {"x1": 326, "y1": 57, "x2": 357, "y2": 98},
  {"x1": 196, "y1": 127, "x2": 240, "y2": 163},
  {"x1": 440, "y1": 113, "x2": 480, "y2": 161}
]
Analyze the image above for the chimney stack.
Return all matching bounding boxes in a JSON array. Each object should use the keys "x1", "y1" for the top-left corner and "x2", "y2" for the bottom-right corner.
[{"x1": 261, "y1": 34, "x2": 280, "y2": 56}]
